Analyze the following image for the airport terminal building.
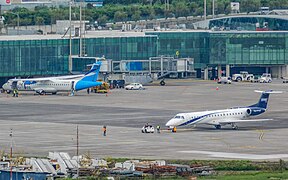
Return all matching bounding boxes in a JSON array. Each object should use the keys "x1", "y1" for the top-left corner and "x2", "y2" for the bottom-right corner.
[{"x1": 0, "y1": 15, "x2": 288, "y2": 85}]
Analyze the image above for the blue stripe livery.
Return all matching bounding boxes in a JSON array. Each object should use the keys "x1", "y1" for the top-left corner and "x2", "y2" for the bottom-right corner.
[{"x1": 75, "y1": 62, "x2": 102, "y2": 91}]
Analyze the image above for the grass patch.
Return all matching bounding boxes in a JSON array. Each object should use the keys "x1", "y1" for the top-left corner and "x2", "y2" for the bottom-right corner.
[{"x1": 200, "y1": 170, "x2": 288, "y2": 180}]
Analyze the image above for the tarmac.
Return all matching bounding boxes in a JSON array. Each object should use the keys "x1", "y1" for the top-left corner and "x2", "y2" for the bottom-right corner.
[{"x1": 0, "y1": 79, "x2": 288, "y2": 161}]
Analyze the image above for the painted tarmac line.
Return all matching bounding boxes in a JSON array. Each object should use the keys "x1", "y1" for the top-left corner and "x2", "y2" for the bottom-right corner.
[{"x1": 179, "y1": 150, "x2": 288, "y2": 160}]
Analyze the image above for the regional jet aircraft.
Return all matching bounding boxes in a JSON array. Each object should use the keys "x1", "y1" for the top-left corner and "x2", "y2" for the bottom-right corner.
[
  {"x1": 2, "y1": 62, "x2": 103, "y2": 95},
  {"x1": 166, "y1": 90, "x2": 281, "y2": 130}
]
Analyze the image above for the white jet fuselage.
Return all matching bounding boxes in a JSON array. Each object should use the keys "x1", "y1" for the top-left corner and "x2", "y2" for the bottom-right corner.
[
  {"x1": 165, "y1": 90, "x2": 280, "y2": 130},
  {"x1": 166, "y1": 108, "x2": 251, "y2": 127}
]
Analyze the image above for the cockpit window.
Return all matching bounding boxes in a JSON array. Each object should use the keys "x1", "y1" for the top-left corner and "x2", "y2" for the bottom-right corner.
[{"x1": 174, "y1": 115, "x2": 185, "y2": 119}]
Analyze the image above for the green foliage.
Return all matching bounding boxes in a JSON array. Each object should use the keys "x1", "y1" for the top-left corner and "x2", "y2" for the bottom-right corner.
[
  {"x1": 114, "y1": 11, "x2": 128, "y2": 22},
  {"x1": 200, "y1": 170, "x2": 288, "y2": 180},
  {"x1": 4, "y1": 0, "x2": 288, "y2": 26}
]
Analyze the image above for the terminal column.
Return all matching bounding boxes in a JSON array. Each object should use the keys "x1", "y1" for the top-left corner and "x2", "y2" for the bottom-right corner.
[
  {"x1": 217, "y1": 65, "x2": 222, "y2": 77},
  {"x1": 283, "y1": 65, "x2": 288, "y2": 78},
  {"x1": 204, "y1": 67, "x2": 209, "y2": 80},
  {"x1": 226, "y1": 64, "x2": 230, "y2": 77}
]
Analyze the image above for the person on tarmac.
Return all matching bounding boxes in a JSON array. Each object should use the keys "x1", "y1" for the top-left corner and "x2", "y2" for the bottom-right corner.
[
  {"x1": 103, "y1": 125, "x2": 107, "y2": 136},
  {"x1": 172, "y1": 127, "x2": 177, "y2": 133},
  {"x1": 156, "y1": 125, "x2": 160, "y2": 133}
]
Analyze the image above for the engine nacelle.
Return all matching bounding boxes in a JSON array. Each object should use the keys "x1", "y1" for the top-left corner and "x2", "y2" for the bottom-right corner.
[
  {"x1": 246, "y1": 108, "x2": 252, "y2": 116},
  {"x1": 246, "y1": 108, "x2": 265, "y2": 116}
]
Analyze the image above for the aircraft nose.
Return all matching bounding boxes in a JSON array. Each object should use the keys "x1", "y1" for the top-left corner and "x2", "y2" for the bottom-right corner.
[
  {"x1": 2, "y1": 83, "x2": 8, "y2": 90},
  {"x1": 165, "y1": 119, "x2": 174, "y2": 127}
]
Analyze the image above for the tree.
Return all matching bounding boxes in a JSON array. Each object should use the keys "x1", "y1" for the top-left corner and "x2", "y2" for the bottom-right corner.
[
  {"x1": 114, "y1": 11, "x2": 128, "y2": 22},
  {"x1": 240, "y1": 0, "x2": 261, "y2": 13},
  {"x1": 35, "y1": 16, "x2": 44, "y2": 26},
  {"x1": 132, "y1": 10, "x2": 141, "y2": 21},
  {"x1": 97, "y1": 15, "x2": 108, "y2": 26},
  {"x1": 172, "y1": 0, "x2": 190, "y2": 17}
]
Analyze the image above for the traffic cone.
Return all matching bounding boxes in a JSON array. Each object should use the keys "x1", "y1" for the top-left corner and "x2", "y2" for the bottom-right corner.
[
  {"x1": 106, "y1": 94, "x2": 108, "y2": 97},
  {"x1": 216, "y1": 87, "x2": 219, "y2": 90}
]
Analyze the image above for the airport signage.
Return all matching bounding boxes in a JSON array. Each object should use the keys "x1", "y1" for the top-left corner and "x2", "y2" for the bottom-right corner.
[
  {"x1": 75, "y1": 0, "x2": 103, "y2": 4},
  {"x1": 21, "y1": 0, "x2": 37, "y2": 2},
  {"x1": 0, "y1": 0, "x2": 11, "y2": 5}
]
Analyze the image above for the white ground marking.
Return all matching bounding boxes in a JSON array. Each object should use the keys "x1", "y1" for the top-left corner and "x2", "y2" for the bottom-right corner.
[{"x1": 179, "y1": 150, "x2": 288, "y2": 160}]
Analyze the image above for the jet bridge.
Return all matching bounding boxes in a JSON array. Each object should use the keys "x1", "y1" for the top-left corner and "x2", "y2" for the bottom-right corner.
[
  {"x1": 71, "y1": 56, "x2": 195, "y2": 84},
  {"x1": 111, "y1": 56, "x2": 195, "y2": 84}
]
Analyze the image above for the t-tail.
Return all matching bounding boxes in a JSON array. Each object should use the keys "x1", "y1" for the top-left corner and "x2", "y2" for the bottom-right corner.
[
  {"x1": 74, "y1": 62, "x2": 102, "y2": 91},
  {"x1": 81, "y1": 61, "x2": 102, "y2": 82},
  {"x1": 249, "y1": 90, "x2": 282, "y2": 109}
]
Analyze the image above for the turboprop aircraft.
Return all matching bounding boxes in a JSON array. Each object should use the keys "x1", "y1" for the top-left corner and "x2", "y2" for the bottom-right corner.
[
  {"x1": 2, "y1": 62, "x2": 102, "y2": 95},
  {"x1": 166, "y1": 90, "x2": 282, "y2": 130}
]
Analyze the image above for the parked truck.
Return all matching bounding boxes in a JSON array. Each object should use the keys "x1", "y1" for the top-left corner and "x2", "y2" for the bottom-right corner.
[{"x1": 232, "y1": 71, "x2": 254, "y2": 82}]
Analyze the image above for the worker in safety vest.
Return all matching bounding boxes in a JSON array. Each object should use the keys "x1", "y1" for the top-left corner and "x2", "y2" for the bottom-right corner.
[
  {"x1": 172, "y1": 126, "x2": 177, "y2": 133},
  {"x1": 156, "y1": 125, "x2": 160, "y2": 133},
  {"x1": 103, "y1": 125, "x2": 107, "y2": 136}
]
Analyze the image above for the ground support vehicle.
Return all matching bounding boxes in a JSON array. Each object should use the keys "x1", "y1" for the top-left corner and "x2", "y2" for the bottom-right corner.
[
  {"x1": 142, "y1": 125, "x2": 154, "y2": 133},
  {"x1": 282, "y1": 77, "x2": 288, "y2": 83},
  {"x1": 217, "y1": 77, "x2": 232, "y2": 84},
  {"x1": 91, "y1": 82, "x2": 109, "y2": 93},
  {"x1": 232, "y1": 71, "x2": 254, "y2": 82},
  {"x1": 125, "y1": 83, "x2": 144, "y2": 90},
  {"x1": 108, "y1": 80, "x2": 125, "y2": 89},
  {"x1": 259, "y1": 73, "x2": 272, "y2": 83}
]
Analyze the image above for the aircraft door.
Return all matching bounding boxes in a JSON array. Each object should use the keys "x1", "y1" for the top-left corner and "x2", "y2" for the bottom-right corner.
[
  {"x1": 70, "y1": 81, "x2": 75, "y2": 95},
  {"x1": 12, "y1": 81, "x2": 18, "y2": 89},
  {"x1": 71, "y1": 81, "x2": 75, "y2": 90}
]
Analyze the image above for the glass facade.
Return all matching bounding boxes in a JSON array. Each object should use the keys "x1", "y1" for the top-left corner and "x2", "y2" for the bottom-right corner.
[
  {"x1": 0, "y1": 36, "x2": 158, "y2": 78},
  {"x1": 79, "y1": 36, "x2": 157, "y2": 61},
  {"x1": 209, "y1": 16, "x2": 288, "y2": 31},
  {"x1": 210, "y1": 32, "x2": 288, "y2": 65},
  {"x1": 0, "y1": 39, "x2": 69, "y2": 77},
  {"x1": 145, "y1": 32, "x2": 210, "y2": 69},
  {"x1": 1, "y1": 30, "x2": 288, "y2": 82}
]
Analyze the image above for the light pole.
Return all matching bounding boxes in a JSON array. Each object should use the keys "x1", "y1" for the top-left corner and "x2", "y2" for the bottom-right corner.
[
  {"x1": 212, "y1": 0, "x2": 215, "y2": 19},
  {"x1": 10, "y1": 12, "x2": 19, "y2": 35},
  {"x1": 204, "y1": 0, "x2": 206, "y2": 20}
]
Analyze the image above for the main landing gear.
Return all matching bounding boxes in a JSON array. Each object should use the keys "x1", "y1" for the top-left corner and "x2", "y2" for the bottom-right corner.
[
  {"x1": 215, "y1": 125, "x2": 221, "y2": 129},
  {"x1": 231, "y1": 123, "x2": 238, "y2": 130},
  {"x1": 214, "y1": 124, "x2": 238, "y2": 130}
]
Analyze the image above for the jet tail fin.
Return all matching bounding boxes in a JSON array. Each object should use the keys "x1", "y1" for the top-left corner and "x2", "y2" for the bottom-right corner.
[
  {"x1": 249, "y1": 90, "x2": 282, "y2": 109},
  {"x1": 81, "y1": 62, "x2": 102, "y2": 82}
]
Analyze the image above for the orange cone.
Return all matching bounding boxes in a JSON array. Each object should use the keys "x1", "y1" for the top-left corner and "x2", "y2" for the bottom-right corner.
[{"x1": 216, "y1": 87, "x2": 219, "y2": 90}]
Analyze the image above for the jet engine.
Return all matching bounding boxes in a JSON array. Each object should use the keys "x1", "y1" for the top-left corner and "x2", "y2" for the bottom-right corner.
[{"x1": 246, "y1": 108, "x2": 252, "y2": 116}]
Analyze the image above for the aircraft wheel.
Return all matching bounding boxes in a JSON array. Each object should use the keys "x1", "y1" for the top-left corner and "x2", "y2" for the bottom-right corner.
[
  {"x1": 215, "y1": 125, "x2": 221, "y2": 129},
  {"x1": 160, "y1": 80, "x2": 166, "y2": 86}
]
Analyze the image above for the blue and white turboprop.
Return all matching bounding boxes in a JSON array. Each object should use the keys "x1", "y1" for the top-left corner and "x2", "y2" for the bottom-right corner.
[
  {"x1": 166, "y1": 90, "x2": 282, "y2": 130},
  {"x1": 2, "y1": 62, "x2": 103, "y2": 95}
]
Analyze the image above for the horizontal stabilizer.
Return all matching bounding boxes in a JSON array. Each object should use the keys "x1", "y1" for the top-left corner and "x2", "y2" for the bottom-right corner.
[{"x1": 254, "y1": 90, "x2": 283, "y2": 94}]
